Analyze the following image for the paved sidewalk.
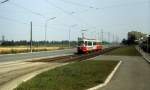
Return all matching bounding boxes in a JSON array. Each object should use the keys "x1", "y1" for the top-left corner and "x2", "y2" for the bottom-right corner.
[
  {"x1": 136, "y1": 46, "x2": 150, "y2": 63},
  {"x1": 93, "y1": 55, "x2": 150, "y2": 90}
]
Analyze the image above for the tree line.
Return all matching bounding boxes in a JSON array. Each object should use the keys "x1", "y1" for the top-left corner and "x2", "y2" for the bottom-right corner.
[
  {"x1": 0, "y1": 40, "x2": 77, "y2": 47},
  {"x1": 122, "y1": 31, "x2": 147, "y2": 45},
  {"x1": 121, "y1": 31, "x2": 150, "y2": 53}
]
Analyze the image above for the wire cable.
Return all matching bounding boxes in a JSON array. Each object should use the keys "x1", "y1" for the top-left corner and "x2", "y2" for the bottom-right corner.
[
  {"x1": 8, "y1": 1, "x2": 46, "y2": 19},
  {"x1": 0, "y1": 15, "x2": 28, "y2": 25},
  {"x1": 45, "y1": 0, "x2": 94, "y2": 30},
  {"x1": 0, "y1": 0, "x2": 9, "y2": 4},
  {"x1": 56, "y1": 0, "x2": 97, "y2": 9},
  {"x1": 45, "y1": 0, "x2": 74, "y2": 15}
]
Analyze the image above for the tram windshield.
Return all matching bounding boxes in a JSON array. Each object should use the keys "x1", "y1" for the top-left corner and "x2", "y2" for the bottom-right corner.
[{"x1": 78, "y1": 41, "x2": 84, "y2": 46}]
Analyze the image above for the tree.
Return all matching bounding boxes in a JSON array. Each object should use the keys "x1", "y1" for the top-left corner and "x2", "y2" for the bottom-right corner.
[
  {"x1": 121, "y1": 38, "x2": 127, "y2": 45},
  {"x1": 127, "y1": 31, "x2": 146, "y2": 44}
]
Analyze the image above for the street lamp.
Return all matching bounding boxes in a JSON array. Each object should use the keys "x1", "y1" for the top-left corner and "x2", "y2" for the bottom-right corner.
[
  {"x1": 68, "y1": 24, "x2": 77, "y2": 48},
  {"x1": 44, "y1": 17, "x2": 56, "y2": 45}
]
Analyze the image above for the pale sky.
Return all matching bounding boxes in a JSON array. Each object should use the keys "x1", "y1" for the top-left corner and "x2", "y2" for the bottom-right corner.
[{"x1": 0, "y1": 0, "x2": 150, "y2": 42}]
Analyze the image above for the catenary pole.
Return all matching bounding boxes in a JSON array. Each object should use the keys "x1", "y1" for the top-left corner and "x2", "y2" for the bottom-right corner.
[{"x1": 30, "y1": 21, "x2": 32, "y2": 53}]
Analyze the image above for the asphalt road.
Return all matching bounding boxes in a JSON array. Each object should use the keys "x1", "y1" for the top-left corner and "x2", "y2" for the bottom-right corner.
[
  {"x1": 94, "y1": 55, "x2": 150, "y2": 90},
  {"x1": 0, "y1": 45, "x2": 113, "y2": 63},
  {"x1": 0, "y1": 49, "x2": 75, "y2": 62}
]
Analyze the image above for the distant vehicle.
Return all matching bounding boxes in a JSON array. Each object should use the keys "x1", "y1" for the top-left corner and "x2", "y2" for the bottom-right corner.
[{"x1": 77, "y1": 37, "x2": 103, "y2": 54}]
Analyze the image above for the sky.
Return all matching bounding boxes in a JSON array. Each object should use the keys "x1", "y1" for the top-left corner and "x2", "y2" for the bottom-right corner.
[{"x1": 0, "y1": 0, "x2": 150, "y2": 42}]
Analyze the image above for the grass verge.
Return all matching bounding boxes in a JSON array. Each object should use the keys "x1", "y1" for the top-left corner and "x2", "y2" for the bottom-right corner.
[
  {"x1": 105, "y1": 46, "x2": 141, "y2": 56},
  {"x1": 15, "y1": 60, "x2": 118, "y2": 90}
]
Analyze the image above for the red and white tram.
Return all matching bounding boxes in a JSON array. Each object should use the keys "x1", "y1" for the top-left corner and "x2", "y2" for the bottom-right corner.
[{"x1": 77, "y1": 37, "x2": 103, "y2": 54}]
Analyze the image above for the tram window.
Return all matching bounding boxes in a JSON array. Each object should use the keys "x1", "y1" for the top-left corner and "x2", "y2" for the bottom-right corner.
[
  {"x1": 88, "y1": 41, "x2": 92, "y2": 46},
  {"x1": 93, "y1": 42, "x2": 96, "y2": 45},
  {"x1": 78, "y1": 41, "x2": 84, "y2": 46}
]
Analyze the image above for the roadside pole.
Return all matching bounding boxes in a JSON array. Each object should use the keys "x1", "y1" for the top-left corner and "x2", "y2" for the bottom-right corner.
[
  {"x1": 108, "y1": 32, "x2": 110, "y2": 48},
  {"x1": 69, "y1": 28, "x2": 71, "y2": 48},
  {"x1": 30, "y1": 21, "x2": 32, "y2": 53},
  {"x1": 108, "y1": 32, "x2": 110, "y2": 43},
  {"x1": 113, "y1": 33, "x2": 115, "y2": 46},
  {"x1": 147, "y1": 35, "x2": 149, "y2": 53},
  {"x1": 101, "y1": 29, "x2": 103, "y2": 43}
]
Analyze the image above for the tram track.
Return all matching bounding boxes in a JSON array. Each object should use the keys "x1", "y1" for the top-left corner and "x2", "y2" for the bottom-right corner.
[
  {"x1": 29, "y1": 46, "x2": 119, "y2": 63},
  {"x1": 0, "y1": 46, "x2": 119, "y2": 89}
]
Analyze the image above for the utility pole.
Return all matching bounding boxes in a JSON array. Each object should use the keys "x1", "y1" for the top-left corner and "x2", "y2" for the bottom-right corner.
[
  {"x1": 45, "y1": 22, "x2": 47, "y2": 45},
  {"x1": 113, "y1": 33, "x2": 115, "y2": 43},
  {"x1": 101, "y1": 29, "x2": 103, "y2": 43},
  {"x1": 69, "y1": 27, "x2": 71, "y2": 48},
  {"x1": 112, "y1": 33, "x2": 115, "y2": 46},
  {"x1": 117, "y1": 36, "x2": 119, "y2": 43},
  {"x1": 98, "y1": 31, "x2": 100, "y2": 42},
  {"x1": 30, "y1": 21, "x2": 32, "y2": 53},
  {"x1": 2, "y1": 35, "x2": 5, "y2": 43},
  {"x1": 147, "y1": 35, "x2": 149, "y2": 52},
  {"x1": 108, "y1": 32, "x2": 110, "y2": 43},
  {"x1": 68, "y1": 24, "x2": 77, "y2": 48},
  {"x1": 82, "y1": 32, "x2": 84, "y2": 38},
  {"x1": 81, "y1": 29, "x2": 87, "y2": 38}
]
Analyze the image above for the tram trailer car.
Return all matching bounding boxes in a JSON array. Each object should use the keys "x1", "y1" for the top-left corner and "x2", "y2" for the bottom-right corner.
[{"x1": 77, "y1": 37, "x2": 103, "y2": 54}]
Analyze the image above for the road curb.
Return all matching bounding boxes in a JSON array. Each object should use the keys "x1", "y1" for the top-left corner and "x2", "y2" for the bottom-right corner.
[
  {"x1": 87, "y1": 61, "x2": 122, "y2": 90},
  {"x1": 135, "y1": 46, "x2": 150, "y2": 63}
]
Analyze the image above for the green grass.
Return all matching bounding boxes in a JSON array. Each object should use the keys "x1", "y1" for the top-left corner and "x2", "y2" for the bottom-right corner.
[
  {"x1": 105, "y1": 46, "x2": 141, "y2": 56},
  {"x1": 15, "y1": 60, "x2": 118, "y2": 90}
]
